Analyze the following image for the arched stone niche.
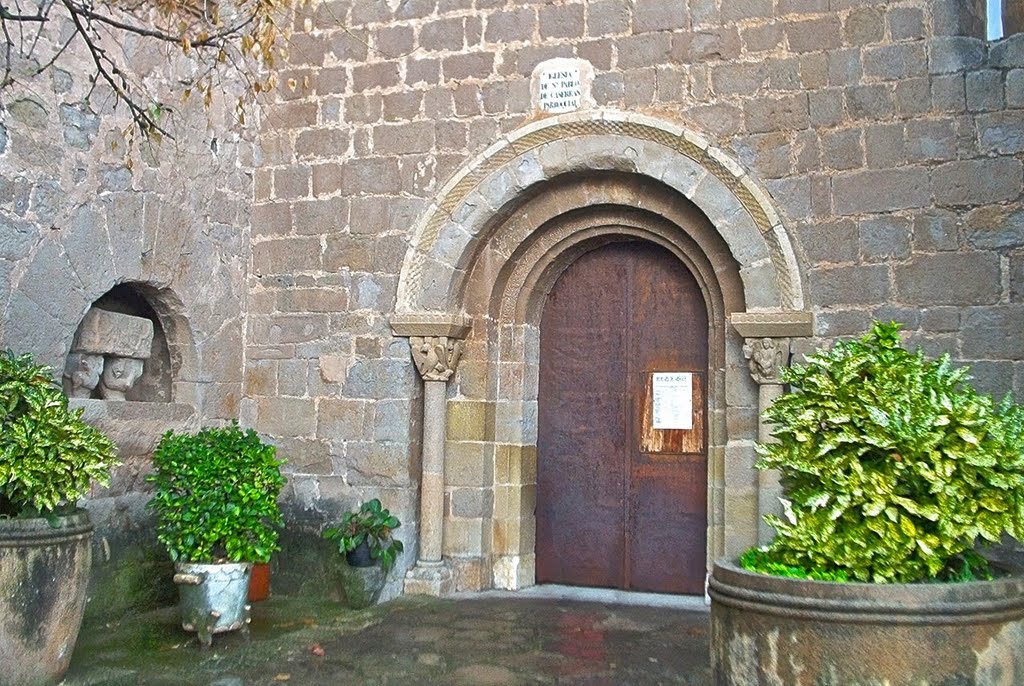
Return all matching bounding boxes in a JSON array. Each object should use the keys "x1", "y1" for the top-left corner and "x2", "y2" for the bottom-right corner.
[
  {"x1": 393, "y1": 111, "x2": 814, "y2": 594},
  {"x1": 62, "y1": 282, "x2": 200, "y2": 497},
  {"x1": 64, "y1": 283, "x2": 173, "y2": 402}
]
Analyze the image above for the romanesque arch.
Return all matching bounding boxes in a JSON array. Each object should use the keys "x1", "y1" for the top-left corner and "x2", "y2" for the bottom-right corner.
[
  {"x1": 392, "y1": 111, "x2": 814, "y2": 594},
  {"x1": 396, "y1": 111, "x2": 805, "y2": 315}
]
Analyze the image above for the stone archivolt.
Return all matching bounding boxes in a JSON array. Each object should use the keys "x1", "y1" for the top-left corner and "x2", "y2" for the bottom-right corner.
[
  {"x1": 396, "y1": 110, "x2": 806, "y2": 317},
  {"x1": 392, "y1": 111, "x2": 815, "y2": 592}
]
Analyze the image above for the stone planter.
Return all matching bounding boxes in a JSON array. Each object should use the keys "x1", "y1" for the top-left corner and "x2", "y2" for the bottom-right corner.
[
  {"x1": 0, "y1": 511, "x2": 94, "y2": 686},
  {"x1": 173, "y1": 561, "x2": 252, "y2": 647},
  {"x1": 709, "y1": 560, "x2": 1024, "y2": 686},
  {"x1": 337, "y1": 560, "x2": 386, "y2": 609}
]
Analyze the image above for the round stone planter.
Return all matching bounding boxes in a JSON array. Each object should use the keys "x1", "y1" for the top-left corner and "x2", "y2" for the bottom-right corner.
[
  {"x1": 337, "y1": 560, "x2": 386, "y2": 609},
  {"x1": 709, "y1": 560, "x2": 1024, "y2": 686},
  {"x1": 0, "y1": 510, "x2": 94, "y2": 686},
  {"x1": 173, "y1": 561, "x2": 251, "y2": 647}
]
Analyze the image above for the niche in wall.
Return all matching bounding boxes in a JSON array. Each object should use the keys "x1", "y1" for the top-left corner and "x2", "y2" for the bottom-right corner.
[{"x1": 63, "y1": 283, "x2": 173, "y2": 402}]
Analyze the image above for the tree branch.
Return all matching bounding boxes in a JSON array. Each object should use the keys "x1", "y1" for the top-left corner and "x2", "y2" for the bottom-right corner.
[
  {"x1": 59, "y1": 0, "x2": 170, "y2": 138},
  {"x1": 0, "y1": 5, "x2": 46, "y2": 22},
  {"x1": 65, "y1": 0, "x2": 256, "y2": 50},
  {"x1": 2, "y1": 0, "x2": 297, "y2": 140}
]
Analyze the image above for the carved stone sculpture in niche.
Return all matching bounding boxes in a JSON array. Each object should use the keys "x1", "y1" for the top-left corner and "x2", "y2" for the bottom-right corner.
[
  {"x1": 65, "y1": 307, "x2": 154, "y2": 400},
  {"x1": 100, "y1": 357, "x2": 145, "y2": 400},
  {"x1": 64, "y1": 353, "x2": 104, "y2": 398},
  {"x1": 410, "y1": 336, "x2": 464, "y2": 382},
  {"x1": 743, "y1": 336, "x2": 785, "y2": 385}
]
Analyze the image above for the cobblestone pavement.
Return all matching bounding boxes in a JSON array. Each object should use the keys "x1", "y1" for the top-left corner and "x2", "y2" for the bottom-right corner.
[{"x1": 64, "y1": 592, "x2": 711, "y2": 685}]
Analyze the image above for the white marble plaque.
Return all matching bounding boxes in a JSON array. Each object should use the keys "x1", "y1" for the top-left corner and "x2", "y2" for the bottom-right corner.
[
  {"x1": 652, "y1": 372, "x2": 693, "y2": 430},
  {"x1": 539, "y1": 65, "x2": 582, "y2": 112},
  {"x1": 531, "y1": 58, "x2": 595, "y2": 114}
]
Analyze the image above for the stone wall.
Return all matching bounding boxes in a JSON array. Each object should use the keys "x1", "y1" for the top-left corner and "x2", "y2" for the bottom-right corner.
[
  {"x1": 248, "y1": 0, "x2": 1023, "y2": 591},
  {"x1": 0, "y1": 20, "x2": 254, "y2": 615},
  {"x1": 1, "y1": 0, "x2": 1022, "y2": 603}
]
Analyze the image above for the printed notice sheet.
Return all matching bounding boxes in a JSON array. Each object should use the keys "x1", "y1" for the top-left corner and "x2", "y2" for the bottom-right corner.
[{"x1": 652, "y1": 372, "x2": 693, "y2": 430}]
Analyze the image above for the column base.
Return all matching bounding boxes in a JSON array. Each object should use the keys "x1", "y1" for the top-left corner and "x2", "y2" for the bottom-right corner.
[
  {"x1": 403, "y1": 560, "x2": 455, "y2": 597},
  {"x1": 492, "y1": 554, "x2": 535, "y2": 590}
]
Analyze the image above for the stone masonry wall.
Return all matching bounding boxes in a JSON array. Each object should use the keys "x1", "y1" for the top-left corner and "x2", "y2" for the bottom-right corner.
[
  {"x1": 1, "y1": 35, "x2": 254, "y2": 417},
  {"x1": 1, "y1": 0, "x2": 1022, "y2": 602},
  {"x1": 249, "y1": 0, "x2": 1023, "y2": 590},
  {"x1": 0, "y1": 22, "x2": 254, "y2": 614}
]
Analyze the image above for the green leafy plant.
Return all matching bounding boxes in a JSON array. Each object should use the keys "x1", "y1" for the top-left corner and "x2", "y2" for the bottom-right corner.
[
  {"x1": 740, "y1": 548, "x2": 849, "y2": 582},
  {"x1": 147, "y1": 423, "x2": 286, "y2": 563},
  {"x1": 746, "y1": 321, "x2": 1024, "y2": 583},
  {"x1": 323, "y1": 499, "x2": 404, "y2": 572},
  {"x1": 0, "y1": 350, "x2": 118, "y2": 518}
]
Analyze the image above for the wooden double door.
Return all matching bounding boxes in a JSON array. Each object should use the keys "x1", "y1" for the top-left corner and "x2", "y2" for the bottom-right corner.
[{"x1": 536, "y1": 241, "x2": 708, "y2": 594}]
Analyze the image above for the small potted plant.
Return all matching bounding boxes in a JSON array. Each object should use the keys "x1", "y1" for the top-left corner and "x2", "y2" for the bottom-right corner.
[
  {"x1": 147, "y1": 423, "x2": 285, "y2": 647},
  {"x1": 324, "y1": 498, "x2": 404, "y2": 571},
  {"x1": 711, "y1": 322, "x2": 1024, "y2": 684},
  {"x1": 323, "y1": 499, "x2": 403, "y2": 608},
  {"x1": 0, "y1": 350, "x2": 119, "y2": 685}
]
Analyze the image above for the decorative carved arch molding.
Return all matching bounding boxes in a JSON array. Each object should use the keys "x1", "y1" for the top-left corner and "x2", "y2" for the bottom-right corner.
[
  {"x1": 392, "y1": 111, "x2": 813, "y2": 594},
  {"x1": 396, "y1": 111, "x2": 805, "y2": 314}
]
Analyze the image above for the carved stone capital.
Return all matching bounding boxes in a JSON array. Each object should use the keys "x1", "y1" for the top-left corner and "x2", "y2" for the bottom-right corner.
[
  {"x1": 64, "y1": 353, "x2": 104, "y2": 398},
  {"x1": 410, "y1": 336, "x2": 464, "y2": 382},
  {"x1": 743, "y1": 337, "x2": 788, "y2": 385},
  {"x1": 100, "y1": 356, "x2": 145, "y2": 400}
]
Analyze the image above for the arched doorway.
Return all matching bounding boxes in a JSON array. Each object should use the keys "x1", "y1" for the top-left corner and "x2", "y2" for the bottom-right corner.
[
  {"x1": 392, "y1": 112, "x2": 814, "y2": 593},
  {"x1": 537, "y1": 240, "x2": 708, "y2": 594}
]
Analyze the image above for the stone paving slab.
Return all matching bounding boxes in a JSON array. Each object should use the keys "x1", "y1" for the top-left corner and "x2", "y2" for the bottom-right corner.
[{"x1": 63, "y1": 593, "x2": 711, "y2": 685}]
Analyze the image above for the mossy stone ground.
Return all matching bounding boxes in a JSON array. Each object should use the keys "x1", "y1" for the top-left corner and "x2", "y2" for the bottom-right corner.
[{"x1": 64, "y1": 594, "x2": 711, "y2": 685}]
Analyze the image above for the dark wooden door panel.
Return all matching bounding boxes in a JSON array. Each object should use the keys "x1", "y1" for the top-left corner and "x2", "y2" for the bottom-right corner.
[
  {"x1": 537, "y1": 246, "x2": 628, "y2": 588},
  {"x1": 630, "y1": 458, "x2": 708, "y2": 594},
  {"x1": 537, "y1": 240, "x2": 708, "y2": 594},
  {"x1": 625, "y1": 243, "x2": 708, "y2": 594}
]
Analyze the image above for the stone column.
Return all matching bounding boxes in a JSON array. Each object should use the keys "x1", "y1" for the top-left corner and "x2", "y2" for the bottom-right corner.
[
  {"x1": 743, "y1": 337, "x2": 788, "y2": 546},
  {"x1": 418, "y1": 377, "x2": 448, "y2": 564},
  {"x1": 731, "y1": 312, "x2": 814, "y2": 547},
  {"x1": 390, "y1": 314, "x2": 471, "y2": 597}
]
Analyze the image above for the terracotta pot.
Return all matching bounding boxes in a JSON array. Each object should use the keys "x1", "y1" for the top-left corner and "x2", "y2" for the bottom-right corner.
[
  {"x1": 710, "y1": 559, "x2": 1024, "y2": 685},
  {"x1": 248, "y1": 561, "x2": 271, "y2": 602},
  {"x1": 0, "y1": 510, "x2": 93, "y2": 686}
]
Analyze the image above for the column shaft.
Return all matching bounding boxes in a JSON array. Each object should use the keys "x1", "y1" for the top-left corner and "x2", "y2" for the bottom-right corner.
[
  {"x1": 418, "y1": 380, "x2": 447, "y2": 564},
  {"x1": 757, "y1": 383, "x2": 784, "y2": 546}
]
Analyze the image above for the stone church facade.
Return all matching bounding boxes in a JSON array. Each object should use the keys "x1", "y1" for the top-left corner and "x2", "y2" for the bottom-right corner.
[{"x1": 1, "y1": 0, "x2": 1022, "y2": 605}]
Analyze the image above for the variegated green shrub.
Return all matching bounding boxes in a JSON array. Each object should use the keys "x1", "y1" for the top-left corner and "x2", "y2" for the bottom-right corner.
[
  {"x1": 0, "y1": 350, "x2": 118, "y2": 517},
  {"x1": 752, "y1": 322, "x2": 1024, "y2": 583}
]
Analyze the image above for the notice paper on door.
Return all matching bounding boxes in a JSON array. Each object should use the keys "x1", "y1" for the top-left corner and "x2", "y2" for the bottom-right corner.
[{"x1": 651, "y1": 372, "x2": 693, "y2": 430}]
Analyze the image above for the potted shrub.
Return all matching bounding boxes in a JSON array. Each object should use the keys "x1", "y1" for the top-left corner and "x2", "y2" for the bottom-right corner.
[
  {"x1": 323, "y1": 498, "x2": 403, "y2": 608},
  {"x1": 710, "y1": 322, "x2": 1024, "y2": 684},
  {"x1": 0, "y1": 350, "x2": 119, "y2": 685},
  {"x1": 147, "y1": 423, "x2": 285, "y2": 647}
]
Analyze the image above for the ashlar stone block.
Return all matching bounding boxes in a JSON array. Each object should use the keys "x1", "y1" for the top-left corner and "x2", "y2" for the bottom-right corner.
[{"x1": 75, "y1": 308, "x2": 154, "y2": 359}]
